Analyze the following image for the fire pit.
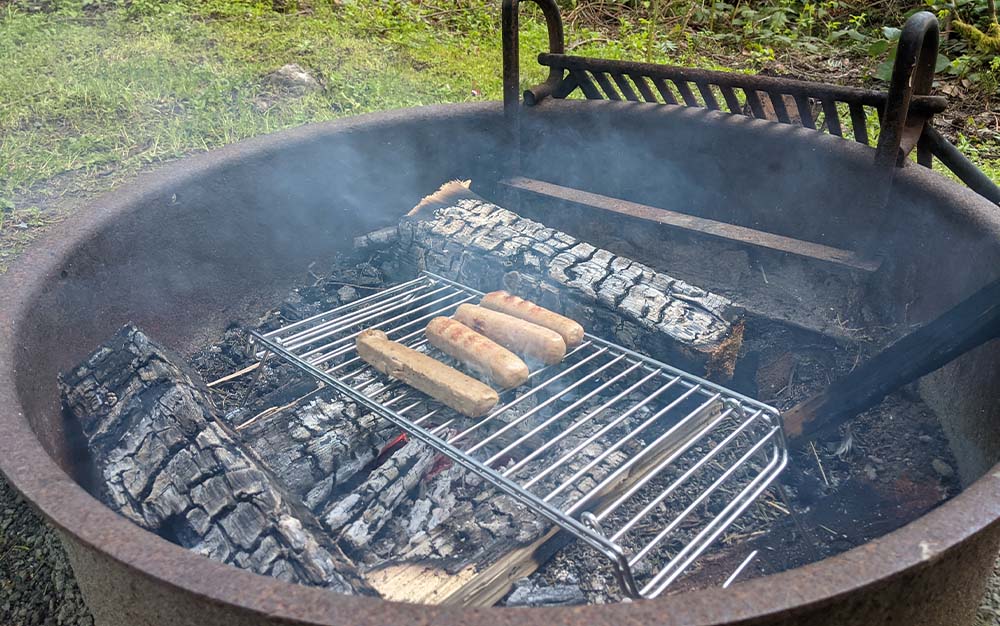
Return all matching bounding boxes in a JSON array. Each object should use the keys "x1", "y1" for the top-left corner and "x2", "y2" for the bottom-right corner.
[{"x1": 2, "y1": 3, "x2": 1000, "y2": 625}]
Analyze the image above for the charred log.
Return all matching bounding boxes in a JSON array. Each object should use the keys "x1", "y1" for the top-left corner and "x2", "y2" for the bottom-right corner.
[
  {"x1": 59, "y1": 324, "x2": 376, "y2": 595},
  {"x1": 398, "y1": 181, "x2": 742, "y2": 377},
  {"x1": 235, "y1": 395, "x2": 396, "y2": 514}
]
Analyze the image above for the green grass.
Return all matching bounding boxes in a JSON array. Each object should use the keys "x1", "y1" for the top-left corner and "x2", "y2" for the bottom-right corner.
[
  {"x1": 0, "y1": 1, "x2": 542, "y2": 199},
  {"x1": 0, "y1": 0, "x2": 997, "y2": 268},
  {"x1": 1, "y1": 0, "x2": 774, "y2": 207}
]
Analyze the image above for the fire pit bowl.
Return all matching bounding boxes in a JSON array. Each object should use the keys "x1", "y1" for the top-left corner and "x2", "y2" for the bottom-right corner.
[{"x1": 2, "y1": 101, "x2": 1000, "y2": 626}]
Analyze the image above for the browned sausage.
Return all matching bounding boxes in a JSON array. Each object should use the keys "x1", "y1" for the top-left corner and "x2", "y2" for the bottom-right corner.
[
  {"x1": 453, "y1": 304, "x2": 566, "y2": 366},
  {"x1": 356, "y1": 329, "x2": 498, "y2": 418},
  {"x1": 426, "y1": 317, "x2": 529, "y2": 389},
  {"x1": 480, "y1": 291, "x2": 585, "y2": 348}
]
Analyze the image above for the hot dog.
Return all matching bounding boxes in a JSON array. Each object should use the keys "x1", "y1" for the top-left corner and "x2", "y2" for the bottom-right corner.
[
  {"x1": 426, "y1": 317, "x2": 529, "y2": 389},
  {"x1": 453, "y1": 304, "x2": 566, "y2": 365},
  {"x1": 480, "y1": 291, "x2": 585, "y2": 348},
  {"x1": 356, "y1": 329, "x2": 498, "y2": 418}
]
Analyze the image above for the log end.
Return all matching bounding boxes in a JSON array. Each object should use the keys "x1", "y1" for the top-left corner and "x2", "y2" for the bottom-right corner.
[{"x1": 407, "y1": 179, "x2": 473, "y2": 218}]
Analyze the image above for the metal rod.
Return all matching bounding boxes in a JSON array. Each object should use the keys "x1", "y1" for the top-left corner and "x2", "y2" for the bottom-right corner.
[
  {"x1": 606, "y1": 408, "x2": 753, "y2": 534},
  {"x1": 722, "y1": 550, "x2": 759, "y2": 588},
  {"x1": 502, "y1": 366, "x2": 660, "y2": 477},
  {"x1": 298, "y1": 290, "x2": 473, "y2": 362},
  {"x1": 447, "y1": 344, "x2": 606, "y2": 446},
  {"x1": 630, "y1": 427, "x2": 778, "y2": 566},
  {"x1": 264, "y1": 276, "x2": 425, "y2": 338},
  {"x1": 283, "y1": 282, "x2": 446, "y2": 349},
  {"x1": 521, "y1": 373, "x2": 682, "y2": 488},
  {"x1": 465, "y1": 354, "x2": 628, "y2": 455},
  {"x1": 546, "y1": 386, "x2": 708, "y2": 504},
  {"x1": 642, "y1": 440, "x2": 785, "y2": 596},
  {"x1": 485, "y1": 360, "x2": 643, "y2": 466}
]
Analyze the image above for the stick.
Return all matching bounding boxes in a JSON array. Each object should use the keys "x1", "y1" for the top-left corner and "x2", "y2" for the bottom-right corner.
[
  {"x1": 784, "y1": 276, "x2": 1000, "y2": 443},
  {"x1": 206, "y1": 361, "x2": 260, "y2": 387}
]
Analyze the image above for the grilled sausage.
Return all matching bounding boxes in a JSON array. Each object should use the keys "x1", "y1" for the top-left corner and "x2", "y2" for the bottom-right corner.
[
  {"x1": 453, "y1": 304, "x2": 566, "y2": 366},
  {"x1": 426, "y1": 317, "x2": 529, "y2": 389},
  {"x1": 356, "y1": 329, "x2": 498, "y2": 418},
  {"x1": 480, "y1": 291, "x2": 585, "y2": 348}
]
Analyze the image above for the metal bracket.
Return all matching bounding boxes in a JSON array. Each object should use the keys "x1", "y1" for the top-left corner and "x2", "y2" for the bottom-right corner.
[
  {"x1": 502, "y1": 0, "x2": 566, "y2": 117},
  {"x1": 875, "y1": 11, "x2": 939, "y2": 169}
]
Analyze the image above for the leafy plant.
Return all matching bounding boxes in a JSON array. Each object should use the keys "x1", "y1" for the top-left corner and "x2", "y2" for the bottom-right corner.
[{"x1": 868, "y1": 25, "x2": 951, "y2": 82}]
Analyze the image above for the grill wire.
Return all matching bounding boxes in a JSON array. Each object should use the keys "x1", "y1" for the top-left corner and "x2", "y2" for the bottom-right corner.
[{"x1": 251, "y1": 271, "x2": 788, "y2": 598}]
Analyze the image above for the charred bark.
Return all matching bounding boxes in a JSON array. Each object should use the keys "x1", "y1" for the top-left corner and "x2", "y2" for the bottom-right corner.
[
  {"x1": 398, "y1": 181, "x2": 742, "y2": 376},
  {"x1": 235, "y1": 395, "x2": 396, "y2": 514},
  {"x1": 59, "y1": 324, "x2": 376, "y2": 595}
]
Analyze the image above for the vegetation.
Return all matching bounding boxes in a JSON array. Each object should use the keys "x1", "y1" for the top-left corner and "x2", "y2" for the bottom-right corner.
[{"x1": 0, "y1": 0, "x2": 997, "y2": 269}]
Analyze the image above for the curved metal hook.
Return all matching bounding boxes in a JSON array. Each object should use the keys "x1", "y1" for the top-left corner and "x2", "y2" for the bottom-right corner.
[
  {"x1": 875, "y1": 11, "x2": 939, "y2": 168},
  {"x1": 502, "y1": 0, "x2": 565, "y2": 117}
]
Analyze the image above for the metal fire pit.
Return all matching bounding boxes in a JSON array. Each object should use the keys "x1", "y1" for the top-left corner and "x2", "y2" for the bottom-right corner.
[{"x1": 1, "y1": 4, "x2": 1000, "y2": 626}]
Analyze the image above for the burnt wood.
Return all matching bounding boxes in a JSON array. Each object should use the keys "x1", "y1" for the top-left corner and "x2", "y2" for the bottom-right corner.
[
  {"x1": 500, "y1": 176, "x2": 881, "y2": 273},
  {"x1": 59, "y1": 324, "x2": 376, "y2": 595},
  {"x1": 784, "y1": 277, "x2": 1000, "y2": 442},
  {"x1": 366, "y1": 402, "x2": 721, "y2": 605},
  {"x1": 235, "y1": 396, "x2": 395, "y2": 514}
]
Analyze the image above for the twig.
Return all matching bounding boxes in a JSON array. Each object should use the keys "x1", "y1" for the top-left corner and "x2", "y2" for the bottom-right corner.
[
  {"x1": 567, "y1": 36, "x2": 611, "y2": 51},
  {"x1": 818, "y1": 524, "x2": 843, "y2": 537},
  {"x1": 810, "y1": 441, "x2": 830, "y2": 487},
  {"x1": 206, "y1": 362, "x2": 260, "y2": 387},
  {"x1": 764, "y1": 499, "x2": 790, "y2": 515},
  {"x1": 848, "y1": 348, "x2": 863, "y2": 373},
  {"x1": 325, "y1": 281, "x2": 381, "y2": 290},
  {"x1": 236, "y1": 385, "x2": 324, "y2": 430},
  {"x1": 759, "y1": 264, "x2": 769, "y2": 284}
]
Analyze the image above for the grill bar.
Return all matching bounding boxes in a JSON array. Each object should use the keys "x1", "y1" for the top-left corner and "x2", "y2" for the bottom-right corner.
[{"x1": 251, "y1": 271, "x2": 787, "y2": 598}]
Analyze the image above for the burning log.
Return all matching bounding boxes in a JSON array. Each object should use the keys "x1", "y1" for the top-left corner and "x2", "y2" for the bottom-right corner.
[
  {"x1": 234, "y1": 395, "x2": 396, "y2": 512},
  {"x1": 361, "y1": 396, "x2": 722, "y2": 605},
  {"x1": 398, "y1": 181, "x2": 743, "y2": 377},
  {"x1": 59, "y1": 324, "x2": 376, "y2": 595}
]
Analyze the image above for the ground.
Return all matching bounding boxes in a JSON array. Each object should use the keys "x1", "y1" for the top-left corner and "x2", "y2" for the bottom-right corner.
[{"x1": 1, "y1": 0, "x2": 999, "y2": 624}]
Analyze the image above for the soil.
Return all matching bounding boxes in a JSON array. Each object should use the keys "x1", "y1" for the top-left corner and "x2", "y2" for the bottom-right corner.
[{"x1": 0, "y1": 479, "x2": 93, "y2": 626}]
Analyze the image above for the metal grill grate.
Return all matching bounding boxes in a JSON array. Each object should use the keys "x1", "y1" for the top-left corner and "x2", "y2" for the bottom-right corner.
[{"x1": 251, "y1": 271, "x2": 788, "y2": 598}]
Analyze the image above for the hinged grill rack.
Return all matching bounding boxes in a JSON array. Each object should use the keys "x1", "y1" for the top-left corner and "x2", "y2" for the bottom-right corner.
[{"x1": 251, "y1": 271, "x2": 788, "y2": 598}]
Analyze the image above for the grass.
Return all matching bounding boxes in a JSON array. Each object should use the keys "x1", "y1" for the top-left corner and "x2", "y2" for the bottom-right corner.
[
  {"x1": 0, "y1": 0, "x2": 997, "y2": 270},
  {"x1": 0, "y1": 1, "x2": 544, "y2": 200}
]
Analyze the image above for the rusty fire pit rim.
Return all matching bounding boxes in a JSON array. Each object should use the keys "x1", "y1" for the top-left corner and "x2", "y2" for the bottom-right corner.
[{"x1": 1, "y1": 101, "x2": 999, "y2": 625}]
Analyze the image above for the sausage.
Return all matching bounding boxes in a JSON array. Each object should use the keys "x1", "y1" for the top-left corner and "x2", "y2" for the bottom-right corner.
[
  {"x1": 356, "y1": 329, "x2": 498, "y2": 418},
  {"x1": 480, "y1": 291, "x2": 585, "y2": 348},
  {"x1": 425, "y1": 317, "x2": 529, "y2": 389},
  {"x1": 453, "y1": 304, "x2": 566, "y2": 366}
]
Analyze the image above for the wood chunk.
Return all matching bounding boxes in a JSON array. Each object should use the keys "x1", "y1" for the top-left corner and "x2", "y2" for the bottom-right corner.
[
  {"x1": 60, "y1": 324, "x2": 376, "y2": 596},
  {"x1": 235, "y1": 396, "x2": 396, "y2": 513},
  {"x1": 322, "y1": 438, "x2": 440, "y2": 559},
  {"x1": 399, "y1": 182, "x2": 742, "y2": 376}
]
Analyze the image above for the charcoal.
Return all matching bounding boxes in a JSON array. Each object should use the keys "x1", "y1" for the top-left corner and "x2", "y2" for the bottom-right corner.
[{"x1": 504, "y1": 580, "x2": 587, "y2": 607}]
